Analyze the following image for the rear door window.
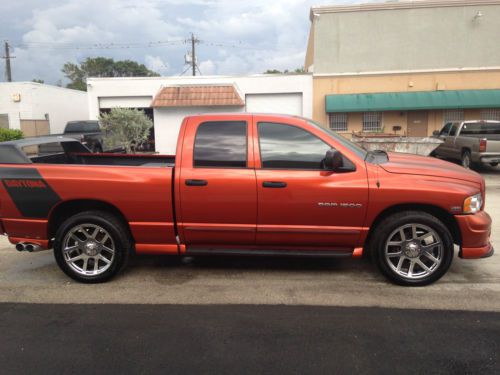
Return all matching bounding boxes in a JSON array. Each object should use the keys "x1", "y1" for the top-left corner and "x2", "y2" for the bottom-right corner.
[{"x1": 193, "y1": 121, "x2": 247, "y2": 168}]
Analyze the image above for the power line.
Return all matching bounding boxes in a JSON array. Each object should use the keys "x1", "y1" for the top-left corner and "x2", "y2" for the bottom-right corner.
[{"x1": 12, "y1": 39, "x2": 187, "y2": 50}]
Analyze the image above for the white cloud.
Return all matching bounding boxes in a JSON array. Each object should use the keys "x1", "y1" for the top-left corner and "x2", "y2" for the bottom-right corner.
[
  {"x1": 145, "y1": 55, "x2": 170, "y2": 74},
  {"x1": 0, "y1": 0, "x2": 378, "y2": 83},
  {"x1": 198, "y1": 59, "x2": 216, "y2": 75}
]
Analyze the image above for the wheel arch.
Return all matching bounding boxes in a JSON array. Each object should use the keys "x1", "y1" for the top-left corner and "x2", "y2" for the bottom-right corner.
[
  {"x1": 47, "y1": 199, "x2": 134, "y2": 243},
  {"x1": 365, "y1": 204, "x2": 462, "y2": 253}
]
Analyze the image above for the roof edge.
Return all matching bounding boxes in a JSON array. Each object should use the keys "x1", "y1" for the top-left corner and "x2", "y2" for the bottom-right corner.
[{"x1": 310, "y1": 0, "x2": 500, "y2": 20}]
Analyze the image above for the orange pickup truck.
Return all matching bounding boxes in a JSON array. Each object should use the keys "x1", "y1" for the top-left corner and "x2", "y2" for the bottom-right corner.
[{"x1": 0, "y1": 114, "x2": 493, "y2": 286}]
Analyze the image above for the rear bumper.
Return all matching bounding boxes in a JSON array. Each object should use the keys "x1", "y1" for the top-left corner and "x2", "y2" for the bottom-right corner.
[
  {"x1": 455, "y1": 211, "x2": 493, "y2": 259},
  {"x1": 479, "y1": 154, "x2": 500, "y2": 165}
]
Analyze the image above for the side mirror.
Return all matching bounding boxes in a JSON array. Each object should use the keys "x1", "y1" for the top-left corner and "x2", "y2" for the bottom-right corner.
[
  {"x1": 432, "y1": 130, "x2": 440, "y2": 137},
  {"x1": 323, "y1": 149, "x2": 343, "y2": 170}
]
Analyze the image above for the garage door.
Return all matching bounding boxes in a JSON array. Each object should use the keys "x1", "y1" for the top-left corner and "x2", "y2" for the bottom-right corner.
[
  {"x1": 99, "y1": 96, "x2": 153, "y2": 109},
  {"x1": 245, "y1": 93, "x2": 303, "y2": 116}
]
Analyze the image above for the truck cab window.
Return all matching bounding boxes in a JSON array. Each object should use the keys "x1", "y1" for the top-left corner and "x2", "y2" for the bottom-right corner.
[
  {"x1": 193, "y1": 121, "x2": 247, "y2": 168},
  {"x1": 449, "y1": 124, "x2": 459, "y2": 136},
  {"x1": 440, "y1": 123, "x2": 452, "y2": 135},
  {"x1": 258, "y1": 122, "x2": 331, "y2": 169}
]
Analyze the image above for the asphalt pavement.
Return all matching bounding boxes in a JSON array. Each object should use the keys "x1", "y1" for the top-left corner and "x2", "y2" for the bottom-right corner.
[{"x1": 1, "y1": 303, "x2": 499, "y2": 375}]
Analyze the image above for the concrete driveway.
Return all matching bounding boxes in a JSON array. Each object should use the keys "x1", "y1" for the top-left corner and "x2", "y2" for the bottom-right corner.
[{"x1": 0, "y1": 168, "x2": 499, "y2": 311}]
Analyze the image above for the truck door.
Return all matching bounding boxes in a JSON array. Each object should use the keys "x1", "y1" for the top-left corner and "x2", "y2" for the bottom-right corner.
[
  {"x1": 177, "y1": 116, "x2": 257, "y2": 246},
  {"x1": 437, "y1": 122, "x2": 458, "y2": 158},
  {"x1": 253, "y1": 118, "x2": 368, "y2": 250}
]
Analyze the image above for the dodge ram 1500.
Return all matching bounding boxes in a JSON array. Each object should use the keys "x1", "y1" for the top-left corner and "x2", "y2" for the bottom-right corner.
[{"x1": 0, "y1": 114, "x2": 493, "y2": 286}]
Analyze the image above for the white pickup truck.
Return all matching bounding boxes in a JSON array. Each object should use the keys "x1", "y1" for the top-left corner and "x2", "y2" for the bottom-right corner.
[{"x1": 432, "y1": 120, "x2": 500, "y2": 169}]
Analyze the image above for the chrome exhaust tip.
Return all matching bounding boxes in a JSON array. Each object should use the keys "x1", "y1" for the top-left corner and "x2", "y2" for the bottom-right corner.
[
  {"x1": 15, "y1": 243, "x2": 26, "y2": 252},
  {"x1": 25, "y1": 243, "x2": 42, "y2": 252}
]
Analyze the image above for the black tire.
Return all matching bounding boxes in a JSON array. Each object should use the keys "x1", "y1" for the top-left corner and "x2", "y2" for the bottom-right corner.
[
  {"x1": 371, "y1": 211, "x2": 454, "y2": 286},
  {"x1": 461, "y1": 150, "x2": 473, "y2": 169},
  {"x1": 53, "y1": 211, "x2": 131, "y2": 283}
]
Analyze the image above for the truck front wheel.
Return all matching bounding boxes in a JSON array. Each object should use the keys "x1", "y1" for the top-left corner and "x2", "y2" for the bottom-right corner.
[
  {"x1": 371, "y1": 211, "x2": 454, "y2": 286},
  {"x1": 53, "y1": 211, "x2": 131, "y2": 283}
]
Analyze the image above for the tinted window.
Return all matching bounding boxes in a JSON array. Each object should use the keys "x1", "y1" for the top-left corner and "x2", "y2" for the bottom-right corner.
[
  {"x1": 461, "y1": 122, "x2": 500, "y2": 135},
  {"x1": 258, "y1": 122, "x2": 330, "y2": 169},
  {"x1": 440, "y1": 123, "x2": 452, "y2": 135},
  {"x1": 449, "y1": 124, "x2": 459, "y2": 136},
  {"x1": 65, "y1": 121, "x2": 100, "y2": 133},
  {"x1": 193, "y1": 121, "x2": 247, "y2": 168}
]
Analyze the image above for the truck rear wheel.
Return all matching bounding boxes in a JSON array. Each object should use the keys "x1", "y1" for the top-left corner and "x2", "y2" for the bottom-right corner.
[
  {"x1": 461, "y1": 150, "x2": 472, "y2": 169},
  {"x1": 53, "y1": 211, "x2": 131, "y2": 283},
  {"x1": 371, "y1": 211, "x2": 454, "y2": 286}
]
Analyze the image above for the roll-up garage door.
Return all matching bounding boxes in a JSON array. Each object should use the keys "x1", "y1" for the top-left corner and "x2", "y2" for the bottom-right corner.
[{"x1": 245, "y1": 93, "x2": 303, "y2": 116}]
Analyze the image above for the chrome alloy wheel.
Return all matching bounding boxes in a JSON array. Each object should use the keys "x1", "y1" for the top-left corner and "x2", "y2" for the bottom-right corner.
[
  {"x1": 62, "y1": 224, "x2": 115, "y2": 276},
  {"x1": 384, "y1": 223, "x2": 443, "y2": 280}
]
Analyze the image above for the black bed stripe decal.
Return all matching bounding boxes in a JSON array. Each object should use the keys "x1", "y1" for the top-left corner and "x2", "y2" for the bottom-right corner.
[{"x1": 0, "y1": 167, "x2": 61, "y2": 218}]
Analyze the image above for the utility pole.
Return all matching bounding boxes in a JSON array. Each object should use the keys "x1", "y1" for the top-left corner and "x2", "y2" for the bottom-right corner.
[
  {"x1": 2, "y1": 41, "x2": 13, "y2": 82},
  {"x1": 190, "y1": 33, "x2": 198, "y2": 76}
]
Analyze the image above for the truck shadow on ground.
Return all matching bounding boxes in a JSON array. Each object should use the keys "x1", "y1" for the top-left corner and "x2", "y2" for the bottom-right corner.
[{"x1": 127, "y1": 253, "x2": 376, "y2": 275}]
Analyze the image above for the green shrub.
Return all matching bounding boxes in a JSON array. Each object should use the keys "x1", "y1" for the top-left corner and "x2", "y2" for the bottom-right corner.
[
  {"x1": 99, "y1": 108, "x2": 153, "y2": 153},
  {"x1": 0, "y1": 128, "x2": 23, "y2": 142}
]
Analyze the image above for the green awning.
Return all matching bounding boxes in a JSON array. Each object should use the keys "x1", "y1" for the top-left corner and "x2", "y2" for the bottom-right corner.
[{"x1": 325, "y1": 89, "x2": 500, "y2": 112}]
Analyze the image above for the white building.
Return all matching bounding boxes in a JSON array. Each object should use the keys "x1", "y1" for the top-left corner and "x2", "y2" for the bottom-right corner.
[
  {"x1": 87, "y1": 74, "x2": 312, "y2": 154},
  {"x1": 0, "y1": 82, "x2": 88, "y2": 136}
]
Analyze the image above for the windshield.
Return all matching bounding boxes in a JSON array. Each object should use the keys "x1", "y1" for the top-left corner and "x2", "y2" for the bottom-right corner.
[{"x1": 306, "y1": 119, "x2": 368, "y2": 159}]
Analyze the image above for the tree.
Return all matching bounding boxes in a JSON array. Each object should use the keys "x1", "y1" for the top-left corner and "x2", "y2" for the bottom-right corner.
[
  {"x1": 263, "y1": 67, "x2": 306, "y2": 74},
  {"x1": 32, "y1": 79, "x2": 44, "y2": 84},
  {"x1": 99, "y1": 108, "x2": 153, "y2": 153},
  {"x1": 62, "y1": 57, "x2": 160, "y2": 91}
]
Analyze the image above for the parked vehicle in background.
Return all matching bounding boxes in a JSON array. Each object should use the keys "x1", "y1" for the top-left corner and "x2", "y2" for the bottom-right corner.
[
  {"x1": 432, "y1": 120, "x2": 500, "y2": 169},
  {"x1": 0, "y1": 114, "x2": 493, "y2": 286},
  {"x1": 63, "y1": 120, "x2": 104, "y2": 153}
]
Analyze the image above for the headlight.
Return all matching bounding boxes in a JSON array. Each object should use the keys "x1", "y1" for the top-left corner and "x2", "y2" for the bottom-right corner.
[{"x1": 463, "y1": 193, "x2": 483, "y2": 214}]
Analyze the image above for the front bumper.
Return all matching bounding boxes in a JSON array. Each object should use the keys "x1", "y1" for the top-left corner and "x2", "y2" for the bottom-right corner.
[{"x1": 455, "y1": 211, "x2": 494, "y2": 259}]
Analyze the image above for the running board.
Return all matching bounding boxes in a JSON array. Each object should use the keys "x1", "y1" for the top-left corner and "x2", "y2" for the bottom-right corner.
[{"x1": 185, "y1": 248, "x2": 353, "y2": 258}]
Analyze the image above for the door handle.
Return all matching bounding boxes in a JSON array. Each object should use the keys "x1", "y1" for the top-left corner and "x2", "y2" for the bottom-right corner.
[
  {"x1": 185, "y1": 179, "x2": 208, "y2": 186},
  {"x1": 262, "y1": 181, "x2": 287, "y2": 188}
]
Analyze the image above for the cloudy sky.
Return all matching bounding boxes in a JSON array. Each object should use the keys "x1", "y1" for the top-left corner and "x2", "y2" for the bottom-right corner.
[{"x1": 0, "y1": 0, "x2": 374, "y2": 85}]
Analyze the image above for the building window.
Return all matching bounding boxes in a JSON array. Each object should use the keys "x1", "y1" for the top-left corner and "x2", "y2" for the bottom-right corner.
[
  {"x1": 329, "y1": 113, "x2": 348, "y2": 132},
  {"x1": 443, "y1": 109, "x2": 464, "y2": 124},
  {"x1": 480, "y1": 109, "x2": 500, "y2": 121},
  {"x1": 362, "y1": 112, "x2": 382, "y2": 132}
]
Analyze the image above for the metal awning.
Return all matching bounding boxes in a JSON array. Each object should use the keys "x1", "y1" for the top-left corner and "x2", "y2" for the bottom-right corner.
[
  {"x1": 325, "y1": 89, "x2": 500, "y2": 112},
  {"x1": 151, "y1": 85, "x2": 244, "y2": 108}
]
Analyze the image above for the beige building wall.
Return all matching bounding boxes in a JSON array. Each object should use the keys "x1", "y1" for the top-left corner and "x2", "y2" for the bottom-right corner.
[
  {"x1": 311, "y1": 1, "x2": 500, "y2": 74},
  {"x1": 313, "y1": 69, "x2": 500, "y2": 135}
]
